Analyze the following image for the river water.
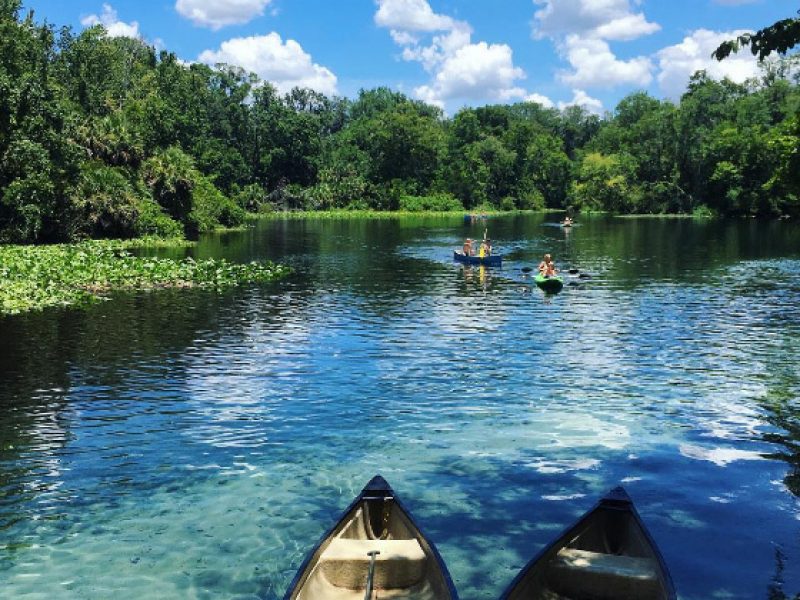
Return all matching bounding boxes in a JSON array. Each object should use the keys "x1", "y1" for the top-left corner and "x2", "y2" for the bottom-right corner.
[{"x1": 1, "y1": 214, "x2": 799, "y2": 599}]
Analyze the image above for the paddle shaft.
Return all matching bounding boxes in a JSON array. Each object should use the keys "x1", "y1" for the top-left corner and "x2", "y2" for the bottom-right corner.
[{"x1": 364, "y1": 550, "x2": 380, "y2": 600}]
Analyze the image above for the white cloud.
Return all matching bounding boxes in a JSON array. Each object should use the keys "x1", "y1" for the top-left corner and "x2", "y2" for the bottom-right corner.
[
  {"x1": 656, "y1": 29, "x2": 762, "y2": 98},
  {"x1": 414, "y1": 42, "x2": 527, "y2": 107},
  {"x1": 400, "y1": 24, "x2": 473, "y2": 72},
  {"x1": 532, "y1": 0, "x2": 659, "y2": 41},
  {"x1": 81, "y1": 4, "x2": 140, "y2": 38},
  {"x1": 374, "y1": 0, "x2": 455, "y2": 32},
  {"x1": 175, "y1": 0, "x2": 272, "y2": 30},
  {"x1": 198, "y1": 33, "x2": 338, "y2": 95},
  {"x1": 558, "y1": 89, "x2": 604, "y2": 114},
  {"x1": 525, "y1": 93, "x2": 555, "y2": 108},
  {"x1": 376, "y1": 0, "x2": 528, "y2": 108},
  {"x1": 531, "y1": 0, "x2": 658, "y2": 93},
  {"x1": 593, "y1": 13, "x2": 662, "y2": 42},
  {"x1": 559, "y1": 35, "x2": 653, "y2": 88}
]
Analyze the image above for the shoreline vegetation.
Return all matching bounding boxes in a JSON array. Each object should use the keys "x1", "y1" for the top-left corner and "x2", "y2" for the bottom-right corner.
[
  {"x1": 1, "y1": 2, "x2": 798, "y2": 249},
  {"x1": 0, "y1": 241, "x2": 291, "y2": 316}
]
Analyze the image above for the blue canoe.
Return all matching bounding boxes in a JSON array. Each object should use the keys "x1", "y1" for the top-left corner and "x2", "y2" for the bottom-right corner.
[{"x1": 453, "y1": 251, "x2": 502, "y2": 267}]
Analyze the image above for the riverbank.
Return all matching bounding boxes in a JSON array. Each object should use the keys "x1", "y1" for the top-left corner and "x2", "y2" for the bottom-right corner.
[
  {"x1": 0, "y1": 240, "x2": 291, "y2": 316},
  {"x1": 252, "y1": 208, "x2": 562, "y2": 220}
]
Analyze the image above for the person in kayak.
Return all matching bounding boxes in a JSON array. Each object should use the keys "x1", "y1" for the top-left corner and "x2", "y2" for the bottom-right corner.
[
  {"x1": 463, "y1": 238, "x2": 473, "y2": 256},
  {"x1": 539, "y1": 253, "x2": 557, "y2": 277},
  {"x1": 479, "y1": 239, "x2": 492, "y2": 258}
]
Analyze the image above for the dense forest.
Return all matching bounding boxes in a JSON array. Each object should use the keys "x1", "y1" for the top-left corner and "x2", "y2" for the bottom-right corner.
[{"x1": 1, "y1": 1, "x2": 799, "y2": 244}]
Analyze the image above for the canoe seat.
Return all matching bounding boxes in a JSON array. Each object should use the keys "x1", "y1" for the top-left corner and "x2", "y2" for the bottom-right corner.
[
  {"x1": 319, "y1": 538, "x2": 426, "y2": 590},
  {"x1": 547, "y1": 548, "x2": 660, "y2": 600}
]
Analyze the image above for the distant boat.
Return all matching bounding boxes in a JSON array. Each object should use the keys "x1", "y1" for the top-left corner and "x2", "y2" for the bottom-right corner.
[
  {"x1": 500, "y1": 486, "x2": 676, "y2": 600},
  {"x1": 453, "y1": 251, "x2": 502, "y2": 267},
  {"x1": 283, "y1": 475, "x2": 459, "y2": 600},
  {"x1": 464, "y1": 213, "x2": 488, "y2": 223},
  {"x1": 534, "y1": 273, "x2": 564, "y2": 292}
]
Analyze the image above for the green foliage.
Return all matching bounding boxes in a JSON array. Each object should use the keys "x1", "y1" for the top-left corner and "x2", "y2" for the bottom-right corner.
[
  {"x1": 571, "y1": 153, "x2": 641, "y2": 213},
  {"x1": 188, "y1": 175, "x2": 246, "y2": 233},
  {"x1": 398, "y1": 193, "x2": 463, "y2": 212},
  {"x1": 72, "y1": 163, "x2": 141, "y2": 238},
  {"x1": 349, "y1": 102, "x2": 445, "y2": 194},
  {"x1": 500, "y1": 196, "x2": 517, "y2": 211},
  {"x1": 713, "y1": 13, "x2": 800, "y2": 61},
  {"x1": 132, "y1": 199, "x2": 183, "y2": 238},
  {"x1": 518, "y1": 188, "x2": 546, "y2": 211},
  {"x1": 0, "y1": 174, "x2": 53, "y2": 242},
  {"x1": 234, "y1": 183, "x2": 270, "y2": 212},
  {"x1": 142, "y1": 146, "x2": 196, "y2": 223},
  {"x1": 77, "y1": 110, "x2": 145, "y2": 168},
  {"x1": 0, "y1": 241, "x2": 291, "y2": 315}
]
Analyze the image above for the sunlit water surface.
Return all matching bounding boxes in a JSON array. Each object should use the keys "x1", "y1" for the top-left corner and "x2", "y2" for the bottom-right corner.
[{"x1": 1, "y1": 215, "x2": 799, "y2": 599}]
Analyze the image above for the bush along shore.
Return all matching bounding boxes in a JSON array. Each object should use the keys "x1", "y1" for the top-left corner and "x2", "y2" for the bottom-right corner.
[{"x1": 0, "y1": 241, "x2": 291, "y2": 316}]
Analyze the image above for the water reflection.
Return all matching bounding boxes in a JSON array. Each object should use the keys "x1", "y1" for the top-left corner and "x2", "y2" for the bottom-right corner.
[{"x1": 1, "y1": 214, "x2": 799, "y2": 598}]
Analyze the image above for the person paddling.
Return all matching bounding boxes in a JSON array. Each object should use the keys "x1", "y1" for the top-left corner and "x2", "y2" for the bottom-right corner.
[
  {"x1": 463, "y1": 238, "x2": 473, "y2": 256},
  {"x1": 539, "y1": 253, "x2": 557, "y2": 277}
]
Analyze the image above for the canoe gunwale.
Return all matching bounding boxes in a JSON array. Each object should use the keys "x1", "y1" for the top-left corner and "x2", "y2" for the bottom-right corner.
[
  {"x1": 282, "y1": 474, "x2": 459, "y2": 600},
  {"x1": 498, "y1": 486, "x2": 676, "y2": 600}
]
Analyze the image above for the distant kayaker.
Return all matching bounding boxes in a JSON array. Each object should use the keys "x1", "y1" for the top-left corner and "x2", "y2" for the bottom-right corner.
[
  {"x1": 539, "y1": 253, "x2": 557, "y2": 277},
  {"x1": 463, "y1": 238, "x2": 473, "y2": 256}
]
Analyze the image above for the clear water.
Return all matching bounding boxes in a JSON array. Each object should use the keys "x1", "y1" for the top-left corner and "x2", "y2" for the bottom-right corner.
[{"x1": 1, "y1": 214, "x2": 799, "y2": 599}]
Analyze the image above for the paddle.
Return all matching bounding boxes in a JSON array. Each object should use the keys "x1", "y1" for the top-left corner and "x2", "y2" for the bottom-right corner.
[
  {"x1": 364, "y1": 550, "x2": 380, "y2": 600},
  {"x1": 521, "y1": 266, "x2": 533, "y2": 273}
]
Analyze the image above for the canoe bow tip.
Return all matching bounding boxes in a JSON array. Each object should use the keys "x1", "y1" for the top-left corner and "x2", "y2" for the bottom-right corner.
[
  {"x1": 363, "y1": 474, "x2": 392, "y2": 493},
  {"x1": 603, "y1": 485, "x2": 632, "y2": 504}
]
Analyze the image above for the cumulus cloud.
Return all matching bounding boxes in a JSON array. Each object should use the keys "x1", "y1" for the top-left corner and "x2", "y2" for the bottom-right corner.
[
  {"x1": 198, "y1": 33, "x2": 338, "y2": 95},
  {"x1": 81, "y1": 4, "x2": 140, "y2": 38},
  {"x1": 375, "y1": 0, "x2": 456, "y2": 31},
  {"x1": 558, "y1": 89, "x2": 604, "y2": 114},
  {"x1": 532, "y1": 0, "x2": 660, "y2": 41},
  {"x1": 176, "y1": 0, "x2": 272, "y2": 30},
  {"x1": 559, "y1": 35, "x2": 653, "y2": 88},
  {"x1": 525, "y1": 93, "x2": 555, "y2": 108},
  {"x1": 656, "y1": 29, "x2": 762, "y2": 98},
  {"x1": 414, "y1": 42, "x2": 527, "y2": 108},
  {"x1": 375, "y1": 0, "x2": 529, "y2": 108},
  {"x1": 531, "y1": 0, "x2": 658, "y2": 92}
]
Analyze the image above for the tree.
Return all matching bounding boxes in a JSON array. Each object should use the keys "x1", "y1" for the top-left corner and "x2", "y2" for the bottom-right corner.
[
  {"x1": 713, "y1": 10, "x2": 800, "y2": 61},
  {"x1": 571, "y1": 153, "x2": 640, "y2": 213}
]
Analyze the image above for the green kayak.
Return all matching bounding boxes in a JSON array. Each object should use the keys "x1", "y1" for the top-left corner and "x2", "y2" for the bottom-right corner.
[{"x1": 535, "y1": 274, "x2": 564, "y2": 293}]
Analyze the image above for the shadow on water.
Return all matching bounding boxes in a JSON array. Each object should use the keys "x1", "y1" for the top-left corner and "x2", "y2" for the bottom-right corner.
[{"x1": 769, "y1": 545, "x2": 800, "y2": 600}]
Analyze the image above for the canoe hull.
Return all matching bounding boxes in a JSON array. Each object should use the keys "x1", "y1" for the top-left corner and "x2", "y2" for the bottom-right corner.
[
  {"x1": 534, "y1": 274, "x2": 564, "y2": 292},
  {"x1": 500, "y1": 487, "x2": 676, "y2": 600},
  {"x1": 284, "y1": 475, "x2": 458, "y2": 600},
  {"x1": 453, "y1": 251, "x2": 502, "y2": 267}
]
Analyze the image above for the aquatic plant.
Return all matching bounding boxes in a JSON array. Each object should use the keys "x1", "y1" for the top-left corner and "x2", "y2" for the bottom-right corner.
[{"x1": 0, "y1": 241, "x2": 290, "y2": 315}]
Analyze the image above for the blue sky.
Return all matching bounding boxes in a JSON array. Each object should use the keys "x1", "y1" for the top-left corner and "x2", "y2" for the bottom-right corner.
[{"x1": 23, "y1": 0, "x2": 798, "y2": 114}]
